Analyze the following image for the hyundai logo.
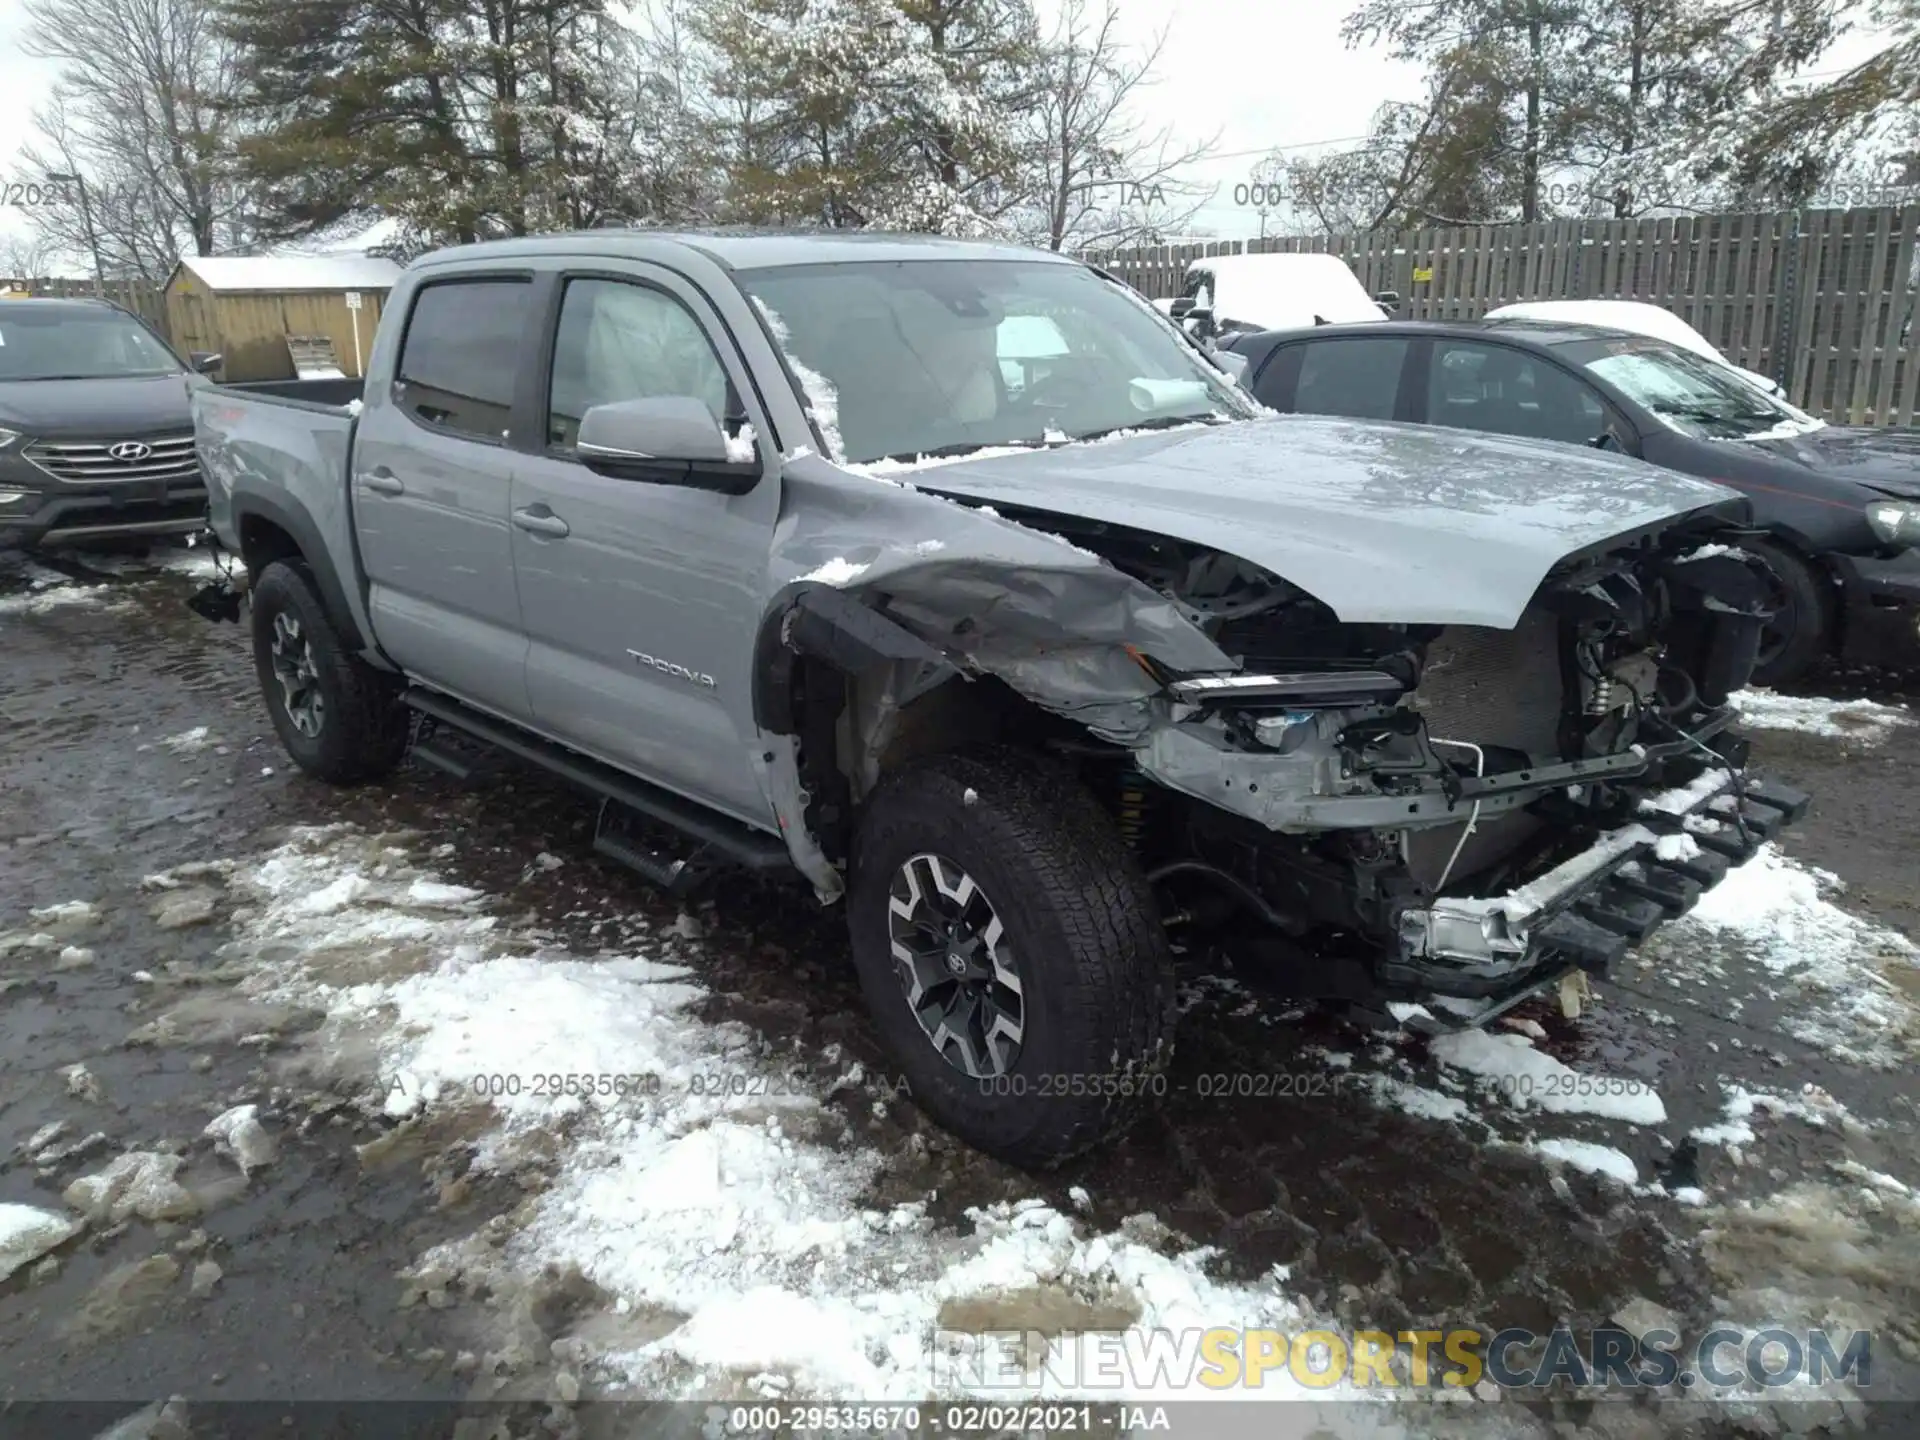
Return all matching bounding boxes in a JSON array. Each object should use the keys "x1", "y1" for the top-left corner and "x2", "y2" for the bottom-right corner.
[{"x1": 108, "y1": 441, "x2": 153, "y2": 462}]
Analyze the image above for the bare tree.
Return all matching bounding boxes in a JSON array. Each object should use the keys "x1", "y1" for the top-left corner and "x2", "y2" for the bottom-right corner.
[
  {"x1": 1016, "y1": 0, "x2": 1218, "y2": 252},
  {"x1": 0, "y1": 231, "x2": 62, "y2": 284},
  {"x1": 18, "y1": 0, "x2": 257, "y2": 281}
]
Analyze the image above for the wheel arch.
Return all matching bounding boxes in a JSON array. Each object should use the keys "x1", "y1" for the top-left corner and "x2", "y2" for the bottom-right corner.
[{"x1": 232, "y1": 494, "x2": 368, "y2": 653}]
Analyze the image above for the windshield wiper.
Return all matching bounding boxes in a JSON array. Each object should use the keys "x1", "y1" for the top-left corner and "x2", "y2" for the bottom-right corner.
[
  {"x1": 877, "y1": 438, "x2": 1055, "y2": 464},
  {"x1": 1072, "y1": 412, "x2": 1227, "y2": 443}
]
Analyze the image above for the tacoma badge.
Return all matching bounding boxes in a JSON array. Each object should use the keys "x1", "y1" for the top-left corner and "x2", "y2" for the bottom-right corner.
[{"x1": 627, "y1": 649, "x2": 717, "y2": 689}]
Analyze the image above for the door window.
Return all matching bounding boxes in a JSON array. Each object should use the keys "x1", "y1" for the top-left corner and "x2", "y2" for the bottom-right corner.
[
  {"x1": 1428, "y1": 340, "x2": 1608, "y2": 446},
  {"x1": 547, "y1": 278, "x2": 734, "y2": 449},
  {"x1": 393, "y1": 278, "x2": 532, "y2": 441},
  {"x1": 1293, "y1": 337, "x2": 1408, "y2": 420}
]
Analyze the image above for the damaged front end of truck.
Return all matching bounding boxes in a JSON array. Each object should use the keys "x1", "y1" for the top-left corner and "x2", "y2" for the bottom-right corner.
[{"x1": 754, "y1": 429, "x2": 1808, "y2": 1031}]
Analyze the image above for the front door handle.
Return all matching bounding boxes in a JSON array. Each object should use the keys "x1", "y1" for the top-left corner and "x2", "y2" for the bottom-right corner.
[
  {"x1": 512, "y1": 506, "x2": 570, "y2": 539},
  {"x1": 361, "y1": 468, "x2": 405, "y2": 496}
]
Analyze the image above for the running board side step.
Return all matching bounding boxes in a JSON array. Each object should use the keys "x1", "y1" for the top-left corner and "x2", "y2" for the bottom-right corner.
[{"x1": 401, "y1": 688, "x2": 795, "y2": 883}]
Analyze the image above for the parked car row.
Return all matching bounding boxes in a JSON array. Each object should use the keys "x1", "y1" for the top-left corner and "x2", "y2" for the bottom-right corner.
[{"x1": 174, "y1": 230, "x2": 1817, "y2": 1167}]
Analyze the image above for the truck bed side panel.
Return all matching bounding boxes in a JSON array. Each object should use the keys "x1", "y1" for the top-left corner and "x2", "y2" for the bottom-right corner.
[{"x1": 192, "y1": 387, "x2": 380, "y2": 654}]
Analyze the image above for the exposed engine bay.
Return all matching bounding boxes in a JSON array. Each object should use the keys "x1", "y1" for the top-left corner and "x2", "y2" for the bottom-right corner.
[
  {"x1": 770, "y1": 489, "x2": 1809, "y2": 1032},
  {"x1": 1005, "y1": 510, "x2": 1807, "y2": 1025}
]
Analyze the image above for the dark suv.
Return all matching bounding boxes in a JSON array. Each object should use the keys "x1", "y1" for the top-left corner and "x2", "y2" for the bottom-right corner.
[{"x1": 0, "y1": 297, "x2": 218, "y2": 550}]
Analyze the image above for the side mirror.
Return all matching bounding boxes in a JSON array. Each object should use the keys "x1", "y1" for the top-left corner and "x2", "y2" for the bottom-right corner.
[
  {"x1": 1374, "y1": 290, "x2": 1400, "y2": 309},
  {"x1": 1169, "y1": 297, "x2": 1196, "y2": 320},
  {"x1": 190, "y1": 351, "x2": 223, "y2": 374},
  {"x1": 576, "y1": 396, "x2": 759, "y2": 495},
  {"x1": 1590, "y1": 431, "x2": 1622, "y2": 453}
]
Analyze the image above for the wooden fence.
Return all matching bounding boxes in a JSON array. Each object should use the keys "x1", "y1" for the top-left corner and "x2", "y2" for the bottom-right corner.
[
  {"x1": 1, "y1": 275, "x2": 169, "y2": 334},
  {"x1": 1098, "y1": 205, "x2": 1920, "y2": 427}
]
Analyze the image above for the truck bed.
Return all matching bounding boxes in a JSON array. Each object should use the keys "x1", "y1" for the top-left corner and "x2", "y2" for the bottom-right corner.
[
  {"x1": 192, "y1": 378, "x2": 361, "y2": 582},
  {"x1": 217, "y1": 375, "x2": 365, "y2": 410}
]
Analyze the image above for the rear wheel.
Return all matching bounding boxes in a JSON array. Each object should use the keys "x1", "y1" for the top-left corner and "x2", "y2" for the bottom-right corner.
[
  {"x1": 847, "y1": 748, "x2": 1176, "y2": 1167},
  {"x1": 249, "y1": 559, "x2": 409, "y2": 784},
  {"x1": 1747, "y1": 539, "x2": 1831, "y2": 688}
]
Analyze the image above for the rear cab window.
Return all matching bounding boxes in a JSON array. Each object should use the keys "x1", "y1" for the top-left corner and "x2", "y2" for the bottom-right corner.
[{"x1": 394, "y1": 278, "x2": 533, "y2": 442}]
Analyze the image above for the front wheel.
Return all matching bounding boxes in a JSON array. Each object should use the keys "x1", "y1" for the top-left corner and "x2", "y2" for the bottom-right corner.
[
  {"x1": 1746, "y1": 539, "x2": 1832, "y2": 688},
  {"x1": 249, "y1": 559, "x2": 409, "y2": 784},
  {"x1": 847, "y1": 748, "x2": 1176, "y2": 1168}
]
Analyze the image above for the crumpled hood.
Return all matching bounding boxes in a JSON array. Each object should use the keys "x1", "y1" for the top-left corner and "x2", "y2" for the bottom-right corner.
[
  {"x1": 0, "y1": 373, "x2": 196, "y2": 438},
  {"x1": 893, "y1": 415, "x2": 1738, "y2": 628},
  {"x1": 1740, "y1": 424, "x2": 1920, "y2": 498}
]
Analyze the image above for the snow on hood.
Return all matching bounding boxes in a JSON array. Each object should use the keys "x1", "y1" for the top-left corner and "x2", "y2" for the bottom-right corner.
[{"x1": 874, "y1": 413, "x2": 1737, "y2": 628}]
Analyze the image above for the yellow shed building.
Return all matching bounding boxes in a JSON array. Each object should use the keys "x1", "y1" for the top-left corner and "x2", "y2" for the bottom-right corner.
[{"x1": 163, "y1": 254, "x2": 403, "y2": 382}]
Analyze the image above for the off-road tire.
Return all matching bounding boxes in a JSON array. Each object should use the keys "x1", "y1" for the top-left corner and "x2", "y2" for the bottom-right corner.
[
  {"x1": 1746, "y1": 538, "x2": 1831, "y2": 688},
  {"x1": 249, "y1": 558, "x2": 408, "y2": 784},
  {"x1": 847, "y1": 747, "x2": 1176, "y2": 1168}
]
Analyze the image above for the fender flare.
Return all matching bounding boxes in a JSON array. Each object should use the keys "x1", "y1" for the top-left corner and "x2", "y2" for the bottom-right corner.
[{"x1": 231, "y1": 492, "x2": 368, "y2": 653}]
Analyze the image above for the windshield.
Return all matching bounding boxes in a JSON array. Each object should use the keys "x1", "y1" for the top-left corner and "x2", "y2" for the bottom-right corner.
[
  {"x1": 740, "y1": 259, "x2": 1255, "y2": 465},
  {"x1": 0, "y1": 306, "x2": 184, "y2": 381},
  {"x1": 1568, "y1": 337, "x2": 1822, "y2": 441}
]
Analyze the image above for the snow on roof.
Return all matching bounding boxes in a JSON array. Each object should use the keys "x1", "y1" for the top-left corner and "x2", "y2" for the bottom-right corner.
[
  {"x1": 1484, "y1": 300, "x2": 1722, "y2": 360},
  {"x1": 175, "y1": 254, "x2": 403, "y2": 293},
  {"x1": 1184, "y1": 252, "x2": 1385, "y2": 329}
]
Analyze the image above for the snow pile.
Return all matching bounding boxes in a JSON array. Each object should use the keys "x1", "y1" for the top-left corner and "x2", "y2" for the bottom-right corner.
[
  {"x1": 0, "y1": 1204, "x2": 78, "y2": 1282},
  {"x1": 1732, "y1": 688, "x2": 1913, "y2": 742},
  {"x1": 0, "y1": 581, "x2": 130, "y2": 617},
  {"x1": 1429, "y1": 1029, "x2": 1668, "y2": 1124},
  {"x1": 1531, "y1": 1138, "x2": 1638, "y2": 1186},
  {"x1": 1662, "y1": 845, "x2": 1919, "y2": 1066},
  {"x1": 204, "y1": 824, "x2": 1344, "y2": 1404}
]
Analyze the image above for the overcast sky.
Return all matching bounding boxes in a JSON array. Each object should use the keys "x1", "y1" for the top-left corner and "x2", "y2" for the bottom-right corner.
[{"x1": 0, "y1": 0, "x2": 1893, "y2": 267}]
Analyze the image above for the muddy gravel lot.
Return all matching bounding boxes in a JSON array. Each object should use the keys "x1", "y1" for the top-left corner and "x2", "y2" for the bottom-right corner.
[{"x1": 4, "y1": 545, "x2": 1920, "y2": 1440}]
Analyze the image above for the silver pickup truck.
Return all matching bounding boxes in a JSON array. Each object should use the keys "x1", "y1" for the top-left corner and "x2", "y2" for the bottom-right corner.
[{"x1": 191, "y1": 231, "x2": 1806, "y2": 1166}]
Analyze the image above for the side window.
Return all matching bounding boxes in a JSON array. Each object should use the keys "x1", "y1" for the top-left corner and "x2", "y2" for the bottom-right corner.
[
  {"x1": 547, "y1": 278, "x2": 734, "y2": 450},
  {"x1": 1293, "y1": 337, "x2": 1409, "y2": 421},
  {"x1": 1428, "y1": 340, "x2": 1608, "y2": 446},
  {"x1": 394, "y1": 279, "x2": 532, "y2": 441}
]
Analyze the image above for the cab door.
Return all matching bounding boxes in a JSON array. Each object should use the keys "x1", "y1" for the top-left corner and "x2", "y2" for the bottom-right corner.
[
  {"x1": 506, "y1": 267, "x2": 781, "y2": 828},
  {"x1": 352, "y1": 274, "x2": 535, "y2": 722}
]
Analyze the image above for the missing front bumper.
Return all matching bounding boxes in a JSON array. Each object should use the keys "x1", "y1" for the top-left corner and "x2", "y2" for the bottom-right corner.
[{"x1": 1376, "y1": 766, "x2": 1810, "y2": 1029}]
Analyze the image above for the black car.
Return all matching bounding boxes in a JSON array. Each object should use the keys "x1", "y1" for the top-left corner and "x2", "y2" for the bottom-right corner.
[
  {"x1": 1219, "y1": 317, "x2": 1920, "y2": 683},
  {"x1": 0, "y1": 297, "x2": 221, "y2": 551}
]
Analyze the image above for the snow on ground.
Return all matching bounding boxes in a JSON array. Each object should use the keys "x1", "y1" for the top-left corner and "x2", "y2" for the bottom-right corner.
[
  {"x1": 0, "y1": 581, "x2": 133, "y2": 617},
  {"x1": 1647, "y1": 845, "x2": 1920, "y2": 1067},
  {"x1": 1529, "y1": 1138, "x2": 1638, "y2": 1186},
  {"x1": 1429, "y1": 1029, "x2": 1668, "y2": 1125},
  {"x1": 1732, "y1": 687, "x2": 1914, "y2": 743},
  {"x1": 200, "y1": 824, "x2": 1367, "y2": 1406}
]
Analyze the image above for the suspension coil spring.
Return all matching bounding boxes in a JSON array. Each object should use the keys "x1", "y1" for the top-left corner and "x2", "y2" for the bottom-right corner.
[
  {"x1": 1586, "y1": 673, "x2": 1614, "y2": 716},
  {"x1": 1115, "y1": 766, "x2": 1151, "y2": 849}
]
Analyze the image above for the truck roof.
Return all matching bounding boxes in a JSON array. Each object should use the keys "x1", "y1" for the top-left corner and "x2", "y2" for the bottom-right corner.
[{"x1": 411, "y1": 229, "x2": 1077, "y2": 274}]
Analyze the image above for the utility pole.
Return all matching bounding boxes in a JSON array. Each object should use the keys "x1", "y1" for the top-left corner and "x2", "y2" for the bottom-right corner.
[{"x1": 46, "y1": 172, "x2": 106, "y2": 293}]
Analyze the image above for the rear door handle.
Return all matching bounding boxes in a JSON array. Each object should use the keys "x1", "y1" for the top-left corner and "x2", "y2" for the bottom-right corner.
[
  {"x1": 512, "y1": 506, "x2": 570, "y2": 539},
  {"x1": 361, "y1": 468, "x2": 405, "y2": 496}
]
